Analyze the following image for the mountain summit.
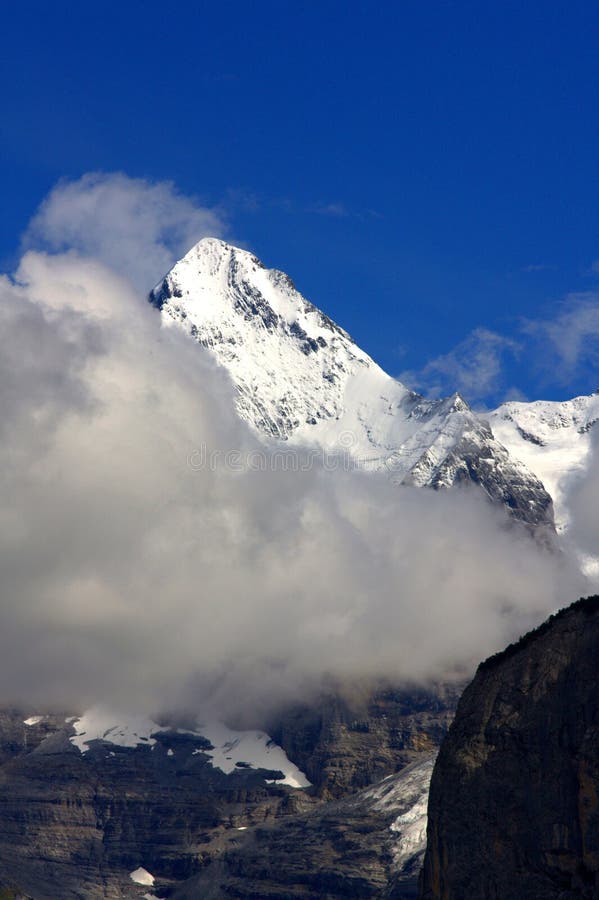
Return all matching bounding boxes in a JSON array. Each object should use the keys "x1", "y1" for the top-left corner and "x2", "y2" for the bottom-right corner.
[{"x1": 149, "y1": 238, "x2": 591, "y2": 532}]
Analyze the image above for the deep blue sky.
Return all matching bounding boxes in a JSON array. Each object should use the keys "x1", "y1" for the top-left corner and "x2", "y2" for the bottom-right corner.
[{"x1": 2, "y1": 1, "x2": 598, "y2": 404}]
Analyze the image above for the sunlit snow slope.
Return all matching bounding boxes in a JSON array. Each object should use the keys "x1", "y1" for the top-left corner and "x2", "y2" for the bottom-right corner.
[{"x1": 489, "y1": 393, "x2": 599, "y2": 532}]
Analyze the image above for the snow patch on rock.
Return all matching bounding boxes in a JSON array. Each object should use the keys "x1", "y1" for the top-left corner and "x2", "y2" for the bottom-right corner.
[
  {"x1": 130, "y1": 866, "x2": 154, "y2": 886},
  {"x1": 69, "y1": 707, "x2": 310, "y2": 788},
  {"x1": 70, "y1": 708, "x2": 161, "y2": 752},
  {"x1": 192, "y1": 720, "x2": 311, "y2": 788}
]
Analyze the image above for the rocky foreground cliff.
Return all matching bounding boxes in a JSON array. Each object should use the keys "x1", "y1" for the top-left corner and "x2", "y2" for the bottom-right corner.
[{"x1": 420, "y1": 594, "x2": 599, "y2": 900}]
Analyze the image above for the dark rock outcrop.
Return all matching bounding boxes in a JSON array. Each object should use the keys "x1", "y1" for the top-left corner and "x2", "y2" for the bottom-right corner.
[{"x1": 420, "y1": 595, "x2": 599, "y2": 900}]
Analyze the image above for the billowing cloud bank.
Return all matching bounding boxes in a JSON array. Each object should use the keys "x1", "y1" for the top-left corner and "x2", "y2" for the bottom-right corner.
[
  {"x1": 24, "y1": 172, "x2": 226, "y2": 290},
  {"x1": 0, "y1": 175, "x2": 593, "y2": 721}
]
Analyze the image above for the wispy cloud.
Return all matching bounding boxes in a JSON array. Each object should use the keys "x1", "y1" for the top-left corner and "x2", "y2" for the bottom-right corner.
[
  {"x1": 522, "y1": 263, "x2": 555, "y2": 273},
  {"x1": 312, "y1": 202, "x2": 350, "y2": 218},
  {"x1": 309, "y1": 202, "x2": 383, "y2": 220},
  {"x1": 221, "y1": 189, "x2": 380, "y2": 223},
  {"x1": 400, "y1": 327, "x2": 521, "y2": 405},
  {"x1": 402, "y1": 292, "x2": 599, "y2": 405},
  {"x1": 522, "y1": 292, "x2": 599, "y2": 386}
]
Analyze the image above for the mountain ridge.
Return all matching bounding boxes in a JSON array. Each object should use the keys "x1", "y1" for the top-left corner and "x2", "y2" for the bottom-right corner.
[{"x1": 148, "y1": 237, "x2": 596, "y2": 533}]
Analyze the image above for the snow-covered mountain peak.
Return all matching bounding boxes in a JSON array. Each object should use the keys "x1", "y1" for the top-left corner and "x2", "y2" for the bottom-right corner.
[
  {"x1": 156, "y1": 236, "x2": 353, "y2": 341},
  {"x1": 150, "y1": 238, "x2": 405, "y2": 442},
  {"x1": 150, "y1": 241, "x2": 556, "y2": 530},
  {"x1": 177, "y1": 238, "x2": 264, "y2": 283}
]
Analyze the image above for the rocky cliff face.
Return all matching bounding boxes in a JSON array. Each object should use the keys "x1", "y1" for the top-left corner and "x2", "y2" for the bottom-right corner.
[
  {"x1": 0, "y1": 686, "x2": 458, "y2": 898},
  {"x1": 170, "y1": 755, "x2": 435, "y2": 900},
  {"x1": 269, "y1": 682, "x2": 459, "y2": 799},
  {"x1": 0, "y1": 711, "x2": 310, "y2": 899},
  {"x1": 420, "y1": 595, "x2": 599, "y2": 900}
]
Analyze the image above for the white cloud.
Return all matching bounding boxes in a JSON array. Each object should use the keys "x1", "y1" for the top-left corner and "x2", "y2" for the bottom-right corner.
[
  {"x1": 313, "y1": 202, "x2": 350, "y2": 217},
  {"x1": 0, "y1": 175, "x2": 592, "y2": 724},
  {"x1": 24, "y1": 172, "x2": 226, "y2": 291},
  {"x1": 0, "y1": 247, "x2": 587, "y2": 722}
]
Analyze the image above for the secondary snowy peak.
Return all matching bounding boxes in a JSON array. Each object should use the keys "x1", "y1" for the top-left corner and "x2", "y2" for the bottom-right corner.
[
  {"x1": 150, "y1": 238, "x2": 554, "y2": 529},
  {"x1": 489, "y1": 392, "x2": 599, "y2": 531}
]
